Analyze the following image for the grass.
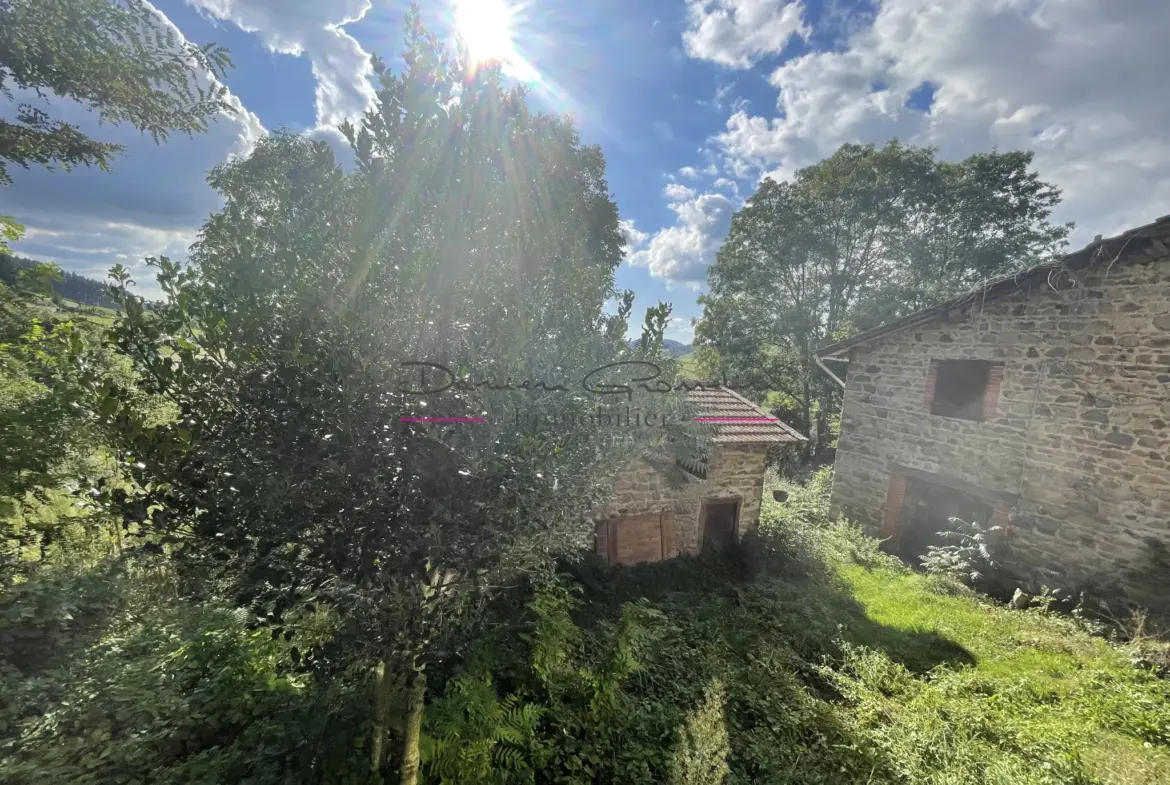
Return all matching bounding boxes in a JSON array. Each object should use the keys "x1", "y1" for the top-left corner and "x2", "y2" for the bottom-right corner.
[
  {"x1": 676, "y1": 351, "x2": 701, "y2": 378},
  {"x1": 567, "y1": 468, "x2": 1170, "y2": 783},
  {"x1": 744, "y1": 471, "x2": 1170, "y2": 784},
  {"x1": 5, "y1": 466, "x2": 1167, "y2": 784}
]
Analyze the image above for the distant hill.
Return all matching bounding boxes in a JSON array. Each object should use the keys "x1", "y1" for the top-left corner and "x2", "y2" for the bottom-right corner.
[
  {"x1": 628, "y1": 338, "x2": 692, "y2": 357},
  {"x1": 0, "y1": 253, "x2": 119, "y2": 309}
]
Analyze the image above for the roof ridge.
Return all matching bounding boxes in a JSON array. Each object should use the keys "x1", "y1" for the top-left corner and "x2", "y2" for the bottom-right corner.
[{"x1": 816, "y1": 213, "x2": 1170, "y2": 359}]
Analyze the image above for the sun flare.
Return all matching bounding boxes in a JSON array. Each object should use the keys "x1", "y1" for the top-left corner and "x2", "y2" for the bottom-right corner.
[{"x1": 453, "y1": 0, "x2": 519, "y2": 67}]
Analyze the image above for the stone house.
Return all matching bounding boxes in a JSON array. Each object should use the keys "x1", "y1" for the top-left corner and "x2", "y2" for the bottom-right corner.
[
  {"x1": 817, "y1": 214, "x2": 1170, "y2": 584},
  {"x1": 593, "y1": 387, "x2": 806, "y2": 566}
]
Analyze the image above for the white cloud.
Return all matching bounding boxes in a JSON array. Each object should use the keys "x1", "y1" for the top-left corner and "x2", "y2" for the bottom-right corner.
[
  {"x1": 628, "y1": 192, "x2": 735, "y2": 287},
  {"x1": 712, "y1": 177, "x2": 740, "y2": 196},
  {"x1": 190, "y1": 0, "x2": 376, "y2": 128},
  {"x1": 711, "y1": 0, "x2": 1170, "y2": 244},
  {"x1": 684, "y1": 0, "x2": 809, "y2": 69},
  {"x1": 664, "y1": 183, "x2": 698, "y2": 202},
  {"x1": 619, "y1": 218, "x2": 649, "y2": 258},
  {"x1": 665, "y1": 316, "x2": 695, "y2": 345},
  {"x1": 678, "y1": 166, "x2": 700, "y2": 179},
  {"x1": 0, "y1": 2, "x2": 265, "y2": 295}
]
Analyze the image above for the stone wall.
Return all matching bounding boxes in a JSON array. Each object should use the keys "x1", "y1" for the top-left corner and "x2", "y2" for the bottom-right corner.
[
  {"x1": 598, "y1": 444, "x2": 769, "y2": 556},
  {"x1": 830, "y1": 251, "x2": 1170, "y2": 583}
]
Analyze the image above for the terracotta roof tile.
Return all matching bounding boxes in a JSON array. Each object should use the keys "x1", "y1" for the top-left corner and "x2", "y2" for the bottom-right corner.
[{"x1": 685, "y1": 387, "x2": 807, "y2": 444}]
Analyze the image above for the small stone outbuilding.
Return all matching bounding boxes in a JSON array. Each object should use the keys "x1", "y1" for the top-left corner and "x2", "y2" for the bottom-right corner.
[
  {"x1": 817, "y1": 215, "x2": 1170, "y2": 585},
  {"x1": 593, "y1": 388, "x2": 806, "y2": 565}
]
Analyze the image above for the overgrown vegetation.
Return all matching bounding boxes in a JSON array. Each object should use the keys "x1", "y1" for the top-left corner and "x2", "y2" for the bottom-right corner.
[
  {"x1": 2, "y1": 4, "x2": 1167, "y2": 784},
  {"x1": 919, "y1": 516, "x2": 1007, "y2": 589},
  {"x1": 11, "y1": 467, "x2": 1167, "y2": 783}
]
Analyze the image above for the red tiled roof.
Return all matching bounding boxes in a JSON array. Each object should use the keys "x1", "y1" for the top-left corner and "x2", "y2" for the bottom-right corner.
[{"x1": 686, "y1": 387, "x2": 806, "y2": 444}]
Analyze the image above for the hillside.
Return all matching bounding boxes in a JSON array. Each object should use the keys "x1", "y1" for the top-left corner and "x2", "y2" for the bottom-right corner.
[
  {"x1": 7, "y1": 470, "x2": 1168, "y2": 784},
  {"x1": 0, "y1": 253, "x2": 118, "y2": 309},
  {"x1": 628, "y1": 337, "x2": 692, "y2": 357}
]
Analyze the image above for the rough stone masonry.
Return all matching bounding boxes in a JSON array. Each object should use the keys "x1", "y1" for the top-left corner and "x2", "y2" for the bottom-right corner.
[
  {"x1": 818, "y1": 215, "x2": 1170, "y2": 588},
  {"x1": 596, "y1": 444, "x2": 770, "y2": 558}
]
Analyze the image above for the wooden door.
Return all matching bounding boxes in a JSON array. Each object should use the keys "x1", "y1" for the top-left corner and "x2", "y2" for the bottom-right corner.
[
  {"x1": 700, "y1": 499, "x2": 740, "y2": 554},
  {"x1": 595, "y1": 512, "x2": 677, "y2": 565}
]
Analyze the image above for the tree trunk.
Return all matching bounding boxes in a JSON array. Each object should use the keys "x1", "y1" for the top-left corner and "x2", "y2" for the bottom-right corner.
[
  {"x1": 815, "y1": 400, "x2": 831, "y2": 459},
  {"x1": 370, "y1": 660, "x2": 392, "y2": 773},
  {"x1": 398, "y1": 668, "x2": 427, "y2": 785}
]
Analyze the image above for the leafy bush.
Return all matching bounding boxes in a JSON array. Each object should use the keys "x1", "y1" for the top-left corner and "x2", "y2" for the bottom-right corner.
[
  {"x1": 1, "y1": 591, "x2": 372, "y2": 785},
  {"x1": 919, "y1": 517, "x2": 1006, "y2": 589},
  {"x1": 667, "y1": 678, "x2": 730, "y2": 785}
]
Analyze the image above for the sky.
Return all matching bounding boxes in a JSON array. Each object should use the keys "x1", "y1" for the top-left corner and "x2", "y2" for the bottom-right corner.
[{"x1": 2, "y1": 0, "x2": 1169, "y2": 346}]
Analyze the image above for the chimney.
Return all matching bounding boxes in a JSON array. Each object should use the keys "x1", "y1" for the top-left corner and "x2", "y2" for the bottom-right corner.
[{"x1": 1093, "y1": 234, "x2": 1103, "y2": 243}]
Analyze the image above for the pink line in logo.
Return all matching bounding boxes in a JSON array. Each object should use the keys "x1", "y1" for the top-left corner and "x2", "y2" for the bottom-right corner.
[
  {"x1": 694, "y1": 417, "x2": 779, "y2": 422},
  {"x1": 399, "y1": 417, "x2": 487, "y2": 423}
]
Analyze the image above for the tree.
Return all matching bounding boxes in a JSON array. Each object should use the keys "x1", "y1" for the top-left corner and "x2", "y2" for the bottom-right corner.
[
  {"x1": 16, "y1": 261, "x2": 61, "y2": 300},
  {"x1": 695, "y1": 141, "x2": 1070, "y2": 457},
  {"x1": 0, "y1": 0, "x2": 234, "y2": 245},
  {"x1": 98, "y1": 9, "x2": 701, "y2": 782},
  {"x1": 0, "y1": 0, "x2": 234, "y2": 183},
  {"x1": 0, "y1": 215, "x2": 21, "y2": 254}
]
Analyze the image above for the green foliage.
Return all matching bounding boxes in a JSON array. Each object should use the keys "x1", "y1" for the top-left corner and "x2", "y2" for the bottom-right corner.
[
  {"x1": 0, "y1": 278, "x2": 161, "y2": 581},
  {"x1": 421, "y1": 672, "x2": 546, "y2": 784},
  {"x1": 0, "y1": 557, "x2": 124, "y2": 674},
  {"x1": 695, "y1": 141, "x2": 1072, "y2": 457},
  {"x1": 94, "y1": 8, "x2": 700, "y2": 699},
  {"x1": 16, "y1": 262, "x2": 62, "y2": 298},
  {"x1": 751, "y1": 468, "x2": 897, "y2": 577},
  {"x1": 919, "y1": 516, "x2": 1007, "y2": 587},
  {"x1": 0, "y1": 215, "x2": 22, "y2": 254},
  {"x1": 0, "y1": 0, "x2": 235, "y2": 184},
  {"x1": 667, "y1": 678, "x2": 730, "y2": 785},
  {"x1": 1, "y1": 252, "x2": 120, "y2": 308},
  {"x1": 1, "y1": 580, "x2": 374, "y2": 785}
]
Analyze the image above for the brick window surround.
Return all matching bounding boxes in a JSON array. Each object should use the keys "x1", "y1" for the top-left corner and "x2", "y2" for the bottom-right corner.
[
  {"x1": 924, "y1": 360, "x2": 1005, "y2": 421},
  {"x1": 882, "y1": 474, "x2": 908, "y2": 538},
  {"x1": 882, "y1": 471, "x2": 1014, "y2": 542}
]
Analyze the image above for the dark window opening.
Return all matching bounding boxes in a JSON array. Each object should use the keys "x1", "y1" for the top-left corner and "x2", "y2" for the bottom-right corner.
[{"x1": 931, "y1": 360, "x2": 991, "y2": 421}]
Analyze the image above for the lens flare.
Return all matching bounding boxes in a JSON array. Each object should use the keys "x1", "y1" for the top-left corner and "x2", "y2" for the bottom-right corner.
[{"x1": 453, "y1": 0, "x2": 521, "y2": 70}]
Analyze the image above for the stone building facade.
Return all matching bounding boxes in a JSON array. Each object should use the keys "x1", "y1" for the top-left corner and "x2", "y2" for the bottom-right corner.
[
  {"x1": 593, "y1": 388, "x2": 805, "y2": 566},
  {"x1": 817, "y1": 215, "x2": 1170, "y2": 584}
]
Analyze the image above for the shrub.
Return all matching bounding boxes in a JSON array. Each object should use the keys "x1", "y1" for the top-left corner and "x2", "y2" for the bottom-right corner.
[
  {"x1": 919, "y1": 517, "x2": 1006, "y2": 591},
  {"x1": 667, "y1": 678, "x2": 730, "y2": 785},
  {"x1": 1, "y1": 593, "x2": 371, "y2": 785}
]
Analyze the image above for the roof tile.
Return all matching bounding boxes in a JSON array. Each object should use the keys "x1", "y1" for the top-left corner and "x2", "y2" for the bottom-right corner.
[{"x1": 685, "y1": 387, "x2": 806, "y2": 444}]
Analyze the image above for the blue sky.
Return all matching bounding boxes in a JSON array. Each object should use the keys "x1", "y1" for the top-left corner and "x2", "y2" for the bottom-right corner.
[{"x1": 3, "y1": 0, "x2": 1169, "y2": 344}]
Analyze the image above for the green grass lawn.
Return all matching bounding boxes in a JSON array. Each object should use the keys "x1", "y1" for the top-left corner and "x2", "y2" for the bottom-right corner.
[
  {"x1": 734, "y1": 473, "x2": 1170, "y2": 784},
  {"x1": 830, "y1": 560, "x2": 1170, "y2": 784}
]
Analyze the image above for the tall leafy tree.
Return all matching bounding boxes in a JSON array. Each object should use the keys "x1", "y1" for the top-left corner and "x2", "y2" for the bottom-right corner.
[
  {"x1": 695, "y1": 141, "x2": 1070, "y2": 457},
  {"x1": 100, "y1": 9, "x2": 700, "y2": 781}
]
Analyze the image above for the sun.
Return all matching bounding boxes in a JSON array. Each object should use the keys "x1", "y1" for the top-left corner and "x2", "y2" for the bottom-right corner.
[{"x1": 453, "y1": 0, "x2": 519, "y2": 67}]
